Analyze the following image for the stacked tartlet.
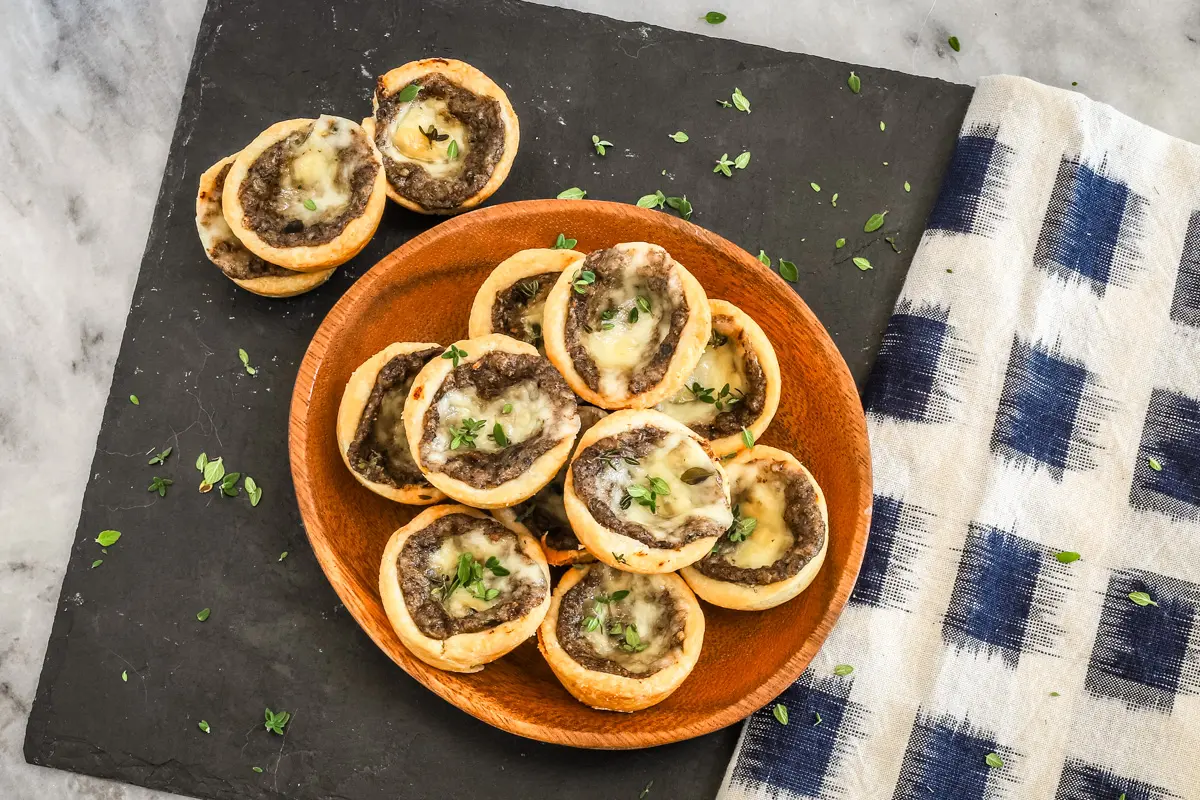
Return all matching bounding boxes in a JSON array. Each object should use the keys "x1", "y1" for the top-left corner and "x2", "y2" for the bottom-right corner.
[
  {"x1": 196, "y1": 58, "x2": 520, "y2": 296},
  {"x1": 339, "y1": 241, "x2": 828, "y2": 713}
]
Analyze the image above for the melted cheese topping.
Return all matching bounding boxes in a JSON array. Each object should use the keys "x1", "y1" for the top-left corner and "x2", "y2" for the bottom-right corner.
[
  {"x1": 578, "y1": 570, "x2": 681, "y2": 674},
  {"x1": 725, "y1": 461, "x2": 794, "y2": 569},
  {"x1": 427, "y1": 526, "x2": 545, "y2": 618},
  {"x1": 369, "y1": 385, "x2": 417, "y2": 474},
  {"x1": 426, "y1": 377, "x2": 574, "y2": 466},
  {"x1": 581, "y1": 269, "x2": 676, "y2": 398},
  {"x1": 659, "y1": 331, "x2": 746, "y2": 426},
  {"x1": 380, "y1": 97, "x2": 467, "y2": 179},
  {"x1": 197, "y1": 183, "x2": 238, "y2": 251},
  {"x1": 519, "y1": 296, "x2": 548, "y2": 344},
  {"x1": 594, "y1": 430, "x2": 732, "y2": 542},
  {"x1": 275, "y1": 115, "x2": 362, "y2": 224}
]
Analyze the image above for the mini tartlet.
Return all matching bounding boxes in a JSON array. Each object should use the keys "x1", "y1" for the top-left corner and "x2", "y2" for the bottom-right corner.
[
  {"x1": 543, "y1": 242, "x2": 711, "y2": 409},
  {"x1": 404, "y1": 334, "x2": 580, "y2": 508},
  {"x1": 537, "y1": 563, "x2": 704, "y2": 712},
  {"x1": 222, "y1": 115, "x2": 386, "y2": 272},
  {"x1": 564, "y1": 409, "x2": 733, "y2": 574},
  {"x1": 467, "y1": 248, "x2": 586, "y2": 353},
  {"x1": 657, "y1": 299, "x2": 781, "y2": 456},
  {"x1": 380, "y1": 505, "x2": 550, "y2": 673},
  {"x1": 494, "y1": 406, "x2": 608, "y2": 566},
  {"x1": 366, "y1": 58, "x2": 519, "y2": 214},
  {"x1": 195, "y1": 155, "x2": 335, "y2": 297},
  {"x1": 681, "y1": 446, "x2": 828, "y2": 611},
  {"x1": 336, "y1": 342, "x2": 446, "y2": 505}
]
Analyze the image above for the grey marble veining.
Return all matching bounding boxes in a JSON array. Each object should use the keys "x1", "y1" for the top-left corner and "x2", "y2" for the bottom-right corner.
[{"x1": 1, "y1": 1, "x2": 1196, "y2": 797}]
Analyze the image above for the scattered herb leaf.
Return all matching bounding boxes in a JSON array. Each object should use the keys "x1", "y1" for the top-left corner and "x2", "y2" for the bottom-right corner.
[
  {"x1": 501, "y1": 403, "x2": 514, "y2": 414},
  {"x1": 490, "y1": 422, "x2": 509, "y2": 447},
  {"x1": 572, "y1": 269, "x2": 596, "y2": 294},
  {"x1": 814, "y1": 712, "x2": 823, "y2": 726},
  {"x1": 198, "y1": 720, "x2": 211, "y2": 734},
  {"x1": 396, "y1": 83, "x2": 420, "y2": 103},
  {"x1": 148, "y1": 476, "x2": 173, "y2": 497},
  {"x1": 810, "y1": 182, "x2": 821, "y2": 192},
  {"x1": 669, "y1": 131, "x2": 689, "y2": 143},
  {"x1": 757, "y1": 250, "x2": 771, "y2": 267},
  {"x1": 129, "y1": 394, "x2": 139, "y2": 405},
  {"x1": 733, "y1": 151, "x2": 751, "y2": 170},
  {"x1": 122, "y1": 669, "x2": 128, "y2": 682},
  {"x1": 948, "y1": 36, "x2": 961, "y2": 52},
  {"x1": 279, "y1": 551, "x2": 289, "y2": 562},
  {"x1": 245, "y1": 475, "x2": 262, "y2": 507},
  {"x1": 772, "y1": 704, "x2": 789, "y2": 725},
  {"x1": 1049, "y1": 691, "x2": 1061, "y2": 697},
  {"x1": 885, "y1": 236, "x2": 901, "y2": 253},
  {"x1": 831, "y1": 192, "x2": 838, "y2": 207},
  {"x1": 731, "y1": 87, "x2": 750, "y2": 113},
  {"x1": 904, "y1": 180, "x2": 912, "y2": 192},
  {"x1": 1055, "y1": 551, "x2": 1081, "y2": 563},
  {"x1": 864, "y1": 211, "x2": 888, "y2": 232},
  {"x1": 833, "y1": 664, "x2": 854, "y2": 676},
  {"x1": 557, "y1": 187, "x2": 587, "y2": 200},
  {"x1": 985, "y1": 752, "x2": 1004, "y2": 768},
  {"x1": 704, "y1": 11, "x2": 726, "y2": 23},
  {"x1": 449, "y1": 417, "x2": 487, "y2": 450},
  {"x1": 713, "y1": 153, "x2": 734, "y2": 177},
  {"x1": 196, "y1": 608, "x2": 211, "y2": 622},
  {"x1": 446, "y1": 139, "x2": 459, "y2": 159},
  {"x1": 848, "y1": 71, "x2": 861, "y2": 94},
  {"x1": 853, "y1": 257, "x2": 873, "y2": 271},
  {"x1": 91, "y1": 559, "x2": 103, "y2": 569},
  {"x1": 253, "y1": 766, "x2": 264, "y2": 773},
  {"x1": 741, "y1": 427, "x2": 755, "y2": 448},
  {"x1": 1148, "y1": 457, "x2": 1163, "y2": 471},
  {"x1": 302, "y1": 198, "x2": 317, "y2": 211},
  {"x1": 637, "y1": 190, "x2": 667, "y2": 209},
  {"x1": 264, "y1": 708, "x2": 291, "y2": 735},
  {"x1": 835, "y1": 238, "x2": 846, "y2": 249},
  {"x1": 592, "y1": 134, "x2": 613, "y2": 156},
  {"x1": 880, "y1": 121, "x2": 886, "y2": 131},
  {"x1": 441, "y1": 344, "x2": 468, "y2": 367},
  {"x1": 552, "y1": 233, "x2": 577, "y2": 249},
  {"x1": 1128, "y1": 591, "x2": 1158, "y2": 607},
  {"x1": 148, "y1": 446, "x2": 172, "y2": 466},
  {"x1": 779, "y1": 259, "x2": 798, "y2": 282},
  {"x1": 96, "y1": 530, "x2": 122, "y2": 547},
  {"x1": 664, "y1": 195, "x2": 693, "y2": 220},
  {"x1": 716, "y1": 99, "x2": 732, "y2": 108}
]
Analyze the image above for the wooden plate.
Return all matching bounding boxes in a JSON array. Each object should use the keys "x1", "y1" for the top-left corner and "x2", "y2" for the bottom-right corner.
[{"x1": 289, "y1": 199, "x2": 872, "y2": 748}]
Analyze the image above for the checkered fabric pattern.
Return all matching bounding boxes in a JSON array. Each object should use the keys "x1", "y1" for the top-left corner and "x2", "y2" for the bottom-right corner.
[{"x1": 718, "y1": 76, "x2": 1200, "y2": 800}]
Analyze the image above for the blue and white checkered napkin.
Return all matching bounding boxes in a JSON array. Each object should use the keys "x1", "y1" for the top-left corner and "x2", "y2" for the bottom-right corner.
[{"x1": 718, "y1": 75, "x2": 1200, "y2": 800}]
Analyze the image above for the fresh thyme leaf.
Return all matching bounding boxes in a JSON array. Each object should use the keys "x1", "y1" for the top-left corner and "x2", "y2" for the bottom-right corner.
[
  {"x1": 814, "y1": 712, "x2": 823, "y2": 726},
  {"x1": 447, "y1": 139, "x2": 459, "y2": 159},
  {"x1": 1055, "y1": 551, "x2": 1081, "y2": 563},
  {"x1": 864, "y1": 211, "x2": 888, "y2": 232},
  {"x1": 810, "y1": 182, "x2": 821, "y2": 192},
  {"x1": 703, "y1": 11, "x2": 726, "y2": 23},
  {"x1": 948, "y1": 35, "x2": 961, "y2": 52},
  {"x1": 264, "y1": 707, "x2": 291, "y2": 735},
  {"x1": 557, "y1": 187, "x2": 587, "y2": 200},
  {"x1": 96, "y1": 530, "x2": 122, "y2": 547},
  {"x1": 879, "y1": 120, "x2": 886, "y2": 131},
  {"x1": 449, "y1": 417, "x2": 487, "y2": 450},
  {"x1": 1148, "y1": 457, "x2": 1163, "y2": 471},
  {"x1": 773, "y1": 704, "x2": 789, "y2": 725},
  {"x1": 122, "y1": 669, "x2": 127, "y2": 681},
  {"x1": 245, "y1": 475, "x2": 262, "y2": 507},
  {"x1": 302, "y1": 198, "x2": 317, "y2": 211},
  {"x1": 592, "y1": 134, "x2": 614, "y2": 156},
  {"x1": 612, "y1": 552, "x2": 628, "y2": 564},
  {"x1": 485, "y1": 556, "x2": 511, "y2": 576},
  {"x1": 716, "y1": 99, "x2": 732, "y2": 108},
  {"x1": 279, "y1": 551, "x2": 289, "y2": 562},
  {"x1": 713, "y1": 153, "x2": 734, "y2": 177},
  {"x1": 583, "y1": 616, "x2": 600, "y2": 632},
  {"x1": 148, "y1": 446, "x2": 172, "y2": 465},
  {"x1": 853, "y1": 257, "x2": 873, "y2": 271},
  {"x1": 741, "y1": 427, "x2": 755, "y2": 448},
  {"x1": 636, "y1": 294, "x2": 651, "y2": 314},
  {"x1": 831, "y1": 192, "x2": 838, "y2": 207},
  {"x1": 985, "y1": 753, "x2": 1003, "y2": 768},
  {"x1": 441, "y1": 344, "x2": 468, "y2": 367},
  {"x1": 196, "y1": 607, "x2": 211, "y2": 622},
  {"x1": 687, "y1": 382, "x2": 716, "y2": 403},
  {"x1": 552, "y1": 233, "x2": 577, "y2": 249},
  {"x1": 847, "y1": 71, "x2": 861, "y2": 94},
  {"x1": 733, "y1": 151, "x2": 751, "y2": 170},
  {"x1": 779, "y1": 259, "x2": 798, "y2": 282},
  {"x1": 90, "y1": 558, "x2": 103, "y2": 569},
  {"x1": 148, "y1": 476, "x2": 173, "y2": 497},
  {"x1": 680, "y1": 467, "x2": 713, "y2": 485},
  {"x1": 1128, "y1": 591, "x2": 1158, "y2": 607},
  {"x1": 1050, "y1": 691, "x2": 1061, "y2": 697},
  {"x1": 502, "y1": 403, "x2": 514, "y2": 414},
  {"x1": 669, "y1": 131, "x2": 689, "y2": 142},
  {"x1": 625, "y1": 477, "x2": 669, "y2": 514},
  {"x1": 727, "y1": 509, "x2": 758, "y2": 542},
  {"x1": 396, "y1": 83, "x2": 420, "y2": 103},
  {"x1": 572, "y1": 269, "x2": 596, "y2": 294},
  {"x1": 731, "y1": 87, "x2": 750, "y2": 113},
  {"x1": 640, "y1": 781, "x2": 654, "y2": 799},
  {"x1": 885, "y1": 236, "x2": 901, "y2": 253},
  {"x1": 757, "y1": 250, "x2": 771, "y2": 267},
  {"x1": 904, "y1": 180, "x2": 911, "y2": 192},
  {"x1": 253, "y1": 766, "x2": 264, "y2": 773},
  {"x1": 196, "y1": 452, "x2": 208, "y2": 471},
  {"x1": 129, "y1": 394, "x2": 139, "y2": 405},
  {"x1": 835, "y1": 238, "x2": 846, "y2": 249},
  {"x1": 490, "y1": 422, "x2": 509, "y2": 447},
  {"x1": 238, "y1": 347, "x2": 256, "y2": 375},
  {"x1": 833, "y1": 664, "x2": 854, "y2": 676},
  {"x1": 637, "y1": 190, "x2": 667, "y2": 209},
  {"x1": 198, "y1": 720, "x2": 211, "y2": 734},
  {"x1": 664, "y1": 195, "x2": 693, "y2": 220}
]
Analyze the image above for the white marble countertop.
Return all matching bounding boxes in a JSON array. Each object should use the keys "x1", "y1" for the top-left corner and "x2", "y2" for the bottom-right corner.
[{"x1": 2, "y1": 1, "x2": 1197, "y2": 797}]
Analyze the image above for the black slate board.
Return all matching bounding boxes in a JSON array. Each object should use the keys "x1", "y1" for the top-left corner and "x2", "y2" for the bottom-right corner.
[{"x1": 25, "y1": 1, "x2": 972, "y2": 797}]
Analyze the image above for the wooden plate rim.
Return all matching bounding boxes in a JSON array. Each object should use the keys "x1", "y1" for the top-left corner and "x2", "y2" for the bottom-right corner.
[{"x1": 288, "y1": 199, "x2": 872, "y2": 748}]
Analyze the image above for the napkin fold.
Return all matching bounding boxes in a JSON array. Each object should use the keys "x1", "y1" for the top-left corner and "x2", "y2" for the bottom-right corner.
[{"x1": 719, "y1": 75, "x2": 1200, "y2": 799}]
